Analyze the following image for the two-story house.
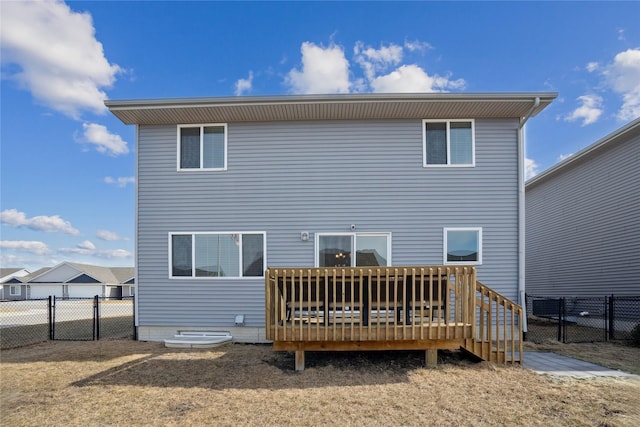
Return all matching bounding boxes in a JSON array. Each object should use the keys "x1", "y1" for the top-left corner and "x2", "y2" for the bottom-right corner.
[{"x1": 107, "y1": 93, "x2": 555, "y2": 366}]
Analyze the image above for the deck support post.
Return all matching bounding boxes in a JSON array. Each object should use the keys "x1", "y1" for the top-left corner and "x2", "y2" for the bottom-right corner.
[
  {"x1": 426, "y1": 349, "x2": 438, "y2": 368},
  {"x1": 295, "y1": 350, "x2": 305, "y2": 371}
]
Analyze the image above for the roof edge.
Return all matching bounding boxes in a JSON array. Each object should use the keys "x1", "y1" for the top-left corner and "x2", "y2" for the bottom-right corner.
[
  {"x1": 105, "y1": 92, "x2": 558, "y2": 109},
  {"x1": 526, "y1": 117, "x2": 640, "y2": 189}
]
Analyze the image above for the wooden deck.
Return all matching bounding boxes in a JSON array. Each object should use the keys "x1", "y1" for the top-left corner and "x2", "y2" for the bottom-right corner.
[{"x1": 265, "y1": 266, "x2": 524, "y2": 370}]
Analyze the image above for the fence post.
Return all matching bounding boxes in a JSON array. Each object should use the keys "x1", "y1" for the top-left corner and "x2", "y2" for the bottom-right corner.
[
  {"x1": 93, "y1": 295, "x2": 99, "y2": 341},
  {"x1": 132, "y1": 295, "x2": 137, "y2": 340},
  {"x1": 557, "y1": 297, "x2": 562, "y2": 342},
  {"x1": 608, "y1": 294, "x2": 615, "y2": 340},
  {"x1": 48, "y1": 295, "x2": 53, "y2": 340},
  {"x1": 561, "y1": 297, "x2": 567, "y2": 343}
]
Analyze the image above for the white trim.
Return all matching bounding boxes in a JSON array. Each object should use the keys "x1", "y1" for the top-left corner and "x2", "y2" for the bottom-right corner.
[
  {"x1": 314, "y1": 232, "x2": 392, "y2": 267},
  {"x1": 443, "y1": 227, "x2": 483, "y2": 265},
  {"x1": 518, "y1": 124, "x2": 527, "y2": 330},
  {"x1": 9, "y1": 285, "x2": 21, "y2": 296},
  {"x1": 134, "y1": 124, "x2": 139, "y2": 326},
  {"x1": 168, "y1": 231, "x2": 266, "y2": 279},
  {"x1": 422, "y1": 119, "x2": 475, "y2": 167},
  {"x1": 176, "y1": 123, "x2": 228, "y2": 171}
]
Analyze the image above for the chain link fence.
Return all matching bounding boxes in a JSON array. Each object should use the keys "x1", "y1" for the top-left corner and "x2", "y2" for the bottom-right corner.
[
  {"x1": 0, "y1": 296, "x2": 134, "y2": 349},
  {"x1": 525, "y1": 294, "x2": 640, "y2": 343},
  {"x1": 0, "y1": 299, "x2": 49, "y2": 349}
]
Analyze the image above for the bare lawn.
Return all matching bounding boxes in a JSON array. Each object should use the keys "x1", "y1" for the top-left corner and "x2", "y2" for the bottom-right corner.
[{"x1": 1, "y1": 340, "x2": 639, "y2": 426}]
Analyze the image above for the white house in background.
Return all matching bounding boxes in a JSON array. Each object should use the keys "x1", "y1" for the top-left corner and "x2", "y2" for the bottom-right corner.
[
  {"x1": 0, "y1": 268, "x2": 30, "y2": 300},
  {"x1": 526, "y1": 117, "x2": 640, "y2": 297},
  {"x1": 24, "y1": 262, "x2": 135, "y2": 299}
]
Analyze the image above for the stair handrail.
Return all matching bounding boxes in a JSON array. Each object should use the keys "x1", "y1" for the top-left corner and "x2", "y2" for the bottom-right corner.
[{"x1": 473, "y1": 280, "x2": 524, "y2": 364}]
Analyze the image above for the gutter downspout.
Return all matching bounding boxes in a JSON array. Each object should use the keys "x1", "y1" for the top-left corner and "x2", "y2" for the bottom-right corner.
[{"x1": 517, "y1": 96, "x2": 540, "y2": 338}]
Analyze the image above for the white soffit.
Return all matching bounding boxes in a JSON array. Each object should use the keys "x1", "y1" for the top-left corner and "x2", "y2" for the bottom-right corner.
[{"x1": 106, "y1": 93, "x2": 557, "y2": 125}]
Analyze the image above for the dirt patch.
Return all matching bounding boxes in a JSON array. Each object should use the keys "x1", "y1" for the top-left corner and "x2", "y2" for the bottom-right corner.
[{"x1": 1, "y1": 340, "x2": 639, "y2": 426}]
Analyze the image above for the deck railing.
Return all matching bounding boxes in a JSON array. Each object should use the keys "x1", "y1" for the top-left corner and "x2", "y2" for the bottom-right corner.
[
  {"x1": 468, "y1": 281, "x2": 524, "y2": 364},
  {"x1": 266, "y1": 266, "x2": 523, "y2": 368},
  {"x1": 266, "y1": 266, "x2": 477, "y2": 344}
]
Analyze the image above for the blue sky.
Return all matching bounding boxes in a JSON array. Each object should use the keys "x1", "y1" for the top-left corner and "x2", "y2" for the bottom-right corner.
[{"x1": 1, "y1": 1, "x2": 639, "y2": 270}]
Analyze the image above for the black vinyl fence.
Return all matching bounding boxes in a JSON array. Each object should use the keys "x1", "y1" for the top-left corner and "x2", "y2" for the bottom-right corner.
[
  {"x1": 525, "y1": 294, "x2": 640, "y2": 343},
  {"x1": 0, "y1": 296, "x2": 135, "y2": 349}
]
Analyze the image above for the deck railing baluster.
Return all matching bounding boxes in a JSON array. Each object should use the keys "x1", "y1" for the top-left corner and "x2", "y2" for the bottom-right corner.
[{"x1": 266, "y1": 266, "x2": 523, "y2": 367}]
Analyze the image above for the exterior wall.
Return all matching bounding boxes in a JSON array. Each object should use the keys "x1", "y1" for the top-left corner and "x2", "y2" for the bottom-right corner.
[
  {"x1": 28, "y1": 284, "x2": 104, "y2": 299},
  {"x1": 32, "y1": 264, "x2": 79, "y2": 282},
  {"x1": 2, "y1": 284, "x2": 26, "y2": 300},
  {"x1": 526, "y1": 130, "x2": 640, "y2": 296},
  {"x1": 137, "y1": 119, "x2": 521, "y2": 331}
]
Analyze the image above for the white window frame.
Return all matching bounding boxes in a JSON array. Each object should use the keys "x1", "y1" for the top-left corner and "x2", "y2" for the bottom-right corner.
[
  {"x1": 9, "y1": 285, "x2": 21, "y2": 296},
  {"x1": 422, "y1": 119, "x2": 475, "y2": 167},
  {"x1": 443, "y1": 227, "x2": 482, "y2": 265},
  {"x1": 314, "y1": 232, "x2": 392, "y2": 267},
  {"x1": 169, "y1": 231, "x2": 266, "y2": 279},
  {"x1": 177, "y1": 123, "x2": 228, "y2": 171}
]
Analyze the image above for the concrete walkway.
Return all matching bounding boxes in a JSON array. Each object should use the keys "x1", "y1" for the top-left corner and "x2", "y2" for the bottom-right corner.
[{"x1": 523, "y1": 352, "x2": 640, "y2": 379}]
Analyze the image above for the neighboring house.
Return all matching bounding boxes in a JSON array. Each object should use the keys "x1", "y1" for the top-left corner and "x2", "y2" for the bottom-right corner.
[
  {"x1": 107, "y1": 92, "x2": 556, "y2": 343},
  {"x1": 0, "y1": 268, "x2": 30, "y2": 300},
  {"x1": 23, "y1": 263, "x2": 135, "y2": 299},
  {"x1": 526, "y1": 117, "x2": 640, "y2": 297}
]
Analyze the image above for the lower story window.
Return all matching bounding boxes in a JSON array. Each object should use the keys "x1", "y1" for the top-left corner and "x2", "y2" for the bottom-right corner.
[
  {"x1": 10, "y1": 285, "x2": 20, "y2": 296},
  {"x1": 444, "y1": 227, "x2": 482, "y2": 265},
  {"x1": 317, "y1": 233, "x2": 390, "y2": 267},
  {"x1": 170, "y1": 232, "x2": 265, "y2": 278}
]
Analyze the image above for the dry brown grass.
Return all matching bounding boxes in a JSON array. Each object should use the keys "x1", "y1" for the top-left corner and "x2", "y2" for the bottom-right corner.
[{"x1": 1, "y1": 340, "x2": 639, "y2": 426}]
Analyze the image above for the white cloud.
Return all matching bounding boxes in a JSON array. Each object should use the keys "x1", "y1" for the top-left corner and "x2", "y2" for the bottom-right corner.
[
  {"x1": 80, "y1": 123, "x2": 129, "y2": 156},
  {"x1": 1, "y1": 209, "x2": 80, "y2": 235},
  {"x1": 235, "y1": 71, "x2": 253, "y2": 96},
  {"x1": 0, "y1": 0, "x2": 122, "y2": 118},
  {"x1": 586, "y1": 62, "x2": 599, "y2": 72},
  {"x1": 354, "y1": 42, "x2": 403, "y2": 81},
  {"x1": 370, "y1": 64, "x2": 465, "y2": 93},
  {"x1": 603, "y1": 48, "x2": 640, "y2": 121},
  {"x1": 558, "y1": 153, "x2": 574, "y2": 162},
  {"x1": 59, "y1": 241, "x2": 132, "y2": 259},
  {"x1": 525, "y1": 158, "x2": 539, "y2": 180},
  {"x1": 617, "y1": 28, "x2": 626, "y2": 41},
  {"x1": 97, "y1": 230, "x2": 128, "y2": 241},
  {"x1": 0, "y1": 240, "x2": 52, "y2": 255},
  {"x1": 104, "y1": 176, "x2": 135, "y2": 188},
  {"x1": 280, "y1": 39, "x2": 465, "y2": 96},
  {"x1": 77, "y1": 240, "x2": 96, "y2": 250},
  {"x1": 404, "y1": 40, "x2": 432, "y2": 52},
  {"x1": 285, "y1": 42, "x2": 351, "y2": 94},
  {"x1": 565, "y1": 95, "x2": 603, "y2": 126}
]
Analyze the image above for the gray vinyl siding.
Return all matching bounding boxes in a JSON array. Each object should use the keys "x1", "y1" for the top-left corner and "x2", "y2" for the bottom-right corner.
[
  {"x1": 2, "y1": 284, "x2": 26, "y2": 300},
  {"x1": 526, "y1": 132, "x2": 640, "y2": 297},
  {"x1": 137, "y1": 119, "x2": 520, "y2": 327}
]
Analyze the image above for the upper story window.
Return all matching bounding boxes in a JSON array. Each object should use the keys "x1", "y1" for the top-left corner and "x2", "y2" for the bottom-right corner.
[
  {"x1": 443, "y1": 227, "x2": 482, "y2": 265},
  {"x1": 170, "y1": 232, "x2": 265, "y2": 278},
  {"x1": 423, "y1": 120, "x2": 475, "y2": 167},
  {"x1": 177, "y1": 124, "x2": 227, "y2": 171},
  {"x1": 316, "y1": 233, "x2": 391, "y2": 267}
]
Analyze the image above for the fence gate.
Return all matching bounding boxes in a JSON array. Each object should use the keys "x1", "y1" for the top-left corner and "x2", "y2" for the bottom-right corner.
[
  {"x1": 49, "y1": 295, "x2": 134, "y2": 342},
  {"x1": 49, "y1": 296, "x2": 97, "y2": 341}
]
